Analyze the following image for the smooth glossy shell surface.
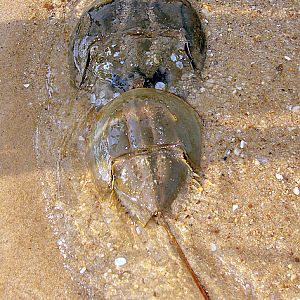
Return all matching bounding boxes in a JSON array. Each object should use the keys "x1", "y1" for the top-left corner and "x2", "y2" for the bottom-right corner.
[
  {"x1": 89, "y1": 88, "x2": 202, "y2": 189},
  {"x1": 113, "y1": 148, "x2": 191, "y2": 224}
]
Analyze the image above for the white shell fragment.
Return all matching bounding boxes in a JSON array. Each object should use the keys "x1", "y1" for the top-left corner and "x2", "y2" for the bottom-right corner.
[
  {"x1": 170, "y1": 53, "x2": 177, "y2": 62},
  {"x1": 136, "y1": 226, "x2": 141, "y2": 235},
  {"x1": 176, "y1": 61, "x2": 183, "y2": 69},
  {"x1": 289, "y1": 105, "x2": 300, "y2": 113},
  {"x1": 155, "y1": 82, "x2": 166, "y2": 90},
  {"x1": 234, "y1": 148, "x2": 242, "y2": 156},
  {"x1": 293, "y1": 187, "x2": 300, "y2": 196},
  {"x1": 103, "y1": 62, "x2": 113, "y2": 70},
  {"x1": 255, "y1": 156, "x2": 268, "y2": 165},
  {"x1": 232, "y1": 204, "x2": 239, "y2": 212},
  {"x1": 210, "y1": 243, "x2": 217, "y2": 252},
  {"x1": 275, "y1": 173, "x2": 284, "y2": 180},
  {"x1": 240, "y1": 140, "x2": 247, "y2": 149},
  {"x1": 114, "y1": 257, "x2": 127, "y2": 267}
]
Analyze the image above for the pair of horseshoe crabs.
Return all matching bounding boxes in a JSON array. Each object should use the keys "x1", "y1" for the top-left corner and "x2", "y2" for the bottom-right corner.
[
  {"x1": 71, "y1": 0, "x2": 206, "y2": 227},
  {"x1": 70, "y1": 0, "x2": 206, "y2": 226}
]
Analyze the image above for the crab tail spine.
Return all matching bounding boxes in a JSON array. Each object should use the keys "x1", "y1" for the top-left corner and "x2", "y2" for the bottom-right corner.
[{"x1": 159, "y1": 215, "x2": 210, "y2": 300}]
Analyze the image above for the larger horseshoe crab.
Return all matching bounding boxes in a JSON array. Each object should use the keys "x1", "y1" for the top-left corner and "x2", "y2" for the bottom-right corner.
[{"x1": 70, "y1": 0, "x2": 206, "y2": 106}]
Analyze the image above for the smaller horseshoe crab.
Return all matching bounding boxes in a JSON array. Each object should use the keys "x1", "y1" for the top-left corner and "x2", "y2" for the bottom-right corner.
[
  {"x1": 88, "y1": 88, "x2": 210, "y2": 299},
  {"x1": 70, "y1": 0, "x2": 206, "y2": 106},
  {"x1": 89, "y1": 88, "x2": 202, "y2": 225}
]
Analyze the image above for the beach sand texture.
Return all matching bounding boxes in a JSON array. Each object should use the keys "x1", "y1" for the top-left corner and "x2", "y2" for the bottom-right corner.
[{"x1": 0, "y1": 0, "x2": 299, "y2": 299}]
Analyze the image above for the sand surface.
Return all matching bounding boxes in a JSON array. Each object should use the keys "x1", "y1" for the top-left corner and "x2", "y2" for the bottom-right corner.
[
  {"x1": 0, "y1": 0, "x2": 299, "y2": 299},
  {"x1": 0, "y1": 0, "x2": 82, "y2": 298}
]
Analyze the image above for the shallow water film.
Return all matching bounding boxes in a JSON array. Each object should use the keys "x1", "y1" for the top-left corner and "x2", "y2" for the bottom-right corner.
[
  {"x1": 36, "y1": 0, "x2": 210, "y2": 298},
  {"x1": 2, "y1": 0, "x2": 299, "y2": 299}
]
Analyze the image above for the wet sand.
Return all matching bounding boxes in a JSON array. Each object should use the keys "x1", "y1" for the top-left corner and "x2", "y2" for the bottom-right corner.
[
  {"x1": 0, "y1": 0, "x2": 299, "y2": 299},
  {"x1": 0, "y1": 0, "x2": 82, "y2": 298}
]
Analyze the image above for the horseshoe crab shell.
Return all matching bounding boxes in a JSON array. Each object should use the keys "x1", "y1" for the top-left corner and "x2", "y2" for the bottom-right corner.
[
  {"x1": 89, "y1": 88, "x2": 202, "y2": 225},
  {"x1": 70, "y1": 0, "x2": 206, "y2": 103}
]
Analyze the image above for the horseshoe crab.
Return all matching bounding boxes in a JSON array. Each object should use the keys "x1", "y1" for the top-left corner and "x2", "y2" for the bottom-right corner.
[
  {"x1": 88, "y1": 88, "x2": 209, "y2": 298},
  {"x1": 70, "y1": 0, "x2": 206, "y2": 106},
  {"x1": 88, "y1": 88, "x2": 202, "y2": 225}
]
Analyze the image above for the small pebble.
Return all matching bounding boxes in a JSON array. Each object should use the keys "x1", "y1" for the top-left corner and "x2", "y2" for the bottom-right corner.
[
  {"x1": 240, "y1": 140, "x2": 247, "y2": 148},
  {"x1": 293, "y1": 187, "x2": 300, "y2": 195},
  {"x1": 78, "y1": 136, "x2": 85, "y2": 141},
  {"x1": 170, "y1": 53, "x2": 177, "y2": 62},
  {"x1": 275, "y1": 173, "x2": 283, "y2": 180},
  {"x1": 113, "y1": 51, "x2": 120, "y2": 57},
  {"x1": 232, "y1": 204, "x2": 239, "y2": 212},
  {"x1": 255, "y1": 156, "x2": 268, "y2": 165},
  {"x1": 176, "y1": 61, "x2": 183, "y2": 69},
  {"x1": 225, "y1": 149, "x2": 231, "y2": 157},
  {"x1": 206, "y1": 79, "x2": 215, "y2": 87},
  {"x1": 234, "y1": 148, "x2": 242, "y2": 156},
  {"x1": 136, "y1": 226, "x2": 141, "y2": 235},
  {"x1": 80, "y1": 267, "x2": 87, "y2": 274},
  {"x1": 199, "y1": 87, "x2": 206, "y2": 93},
  {"x1": 155, "y1": 82, "x2": 166, "y2": 90},
  {"x1": 90, "y1": 93, "x2": 96, "y2": 101},
  {"x1": 23, "y1": 83, "x2": 30, "y2": 88},
  {"x1": 103, "y1": 62, "x2": 112, "y2": 70},
  {"x1": 210, "y1": 243, "x2": 217, "y2": 252},
  {"x1": 57, "y1": 238, "x2": 64, "y2": 246},
  {"x1": 291, "y1": 274, "x2": 297, "y2": 281},
  {"x1": 289, "y1": 105, "x2": 300, "y2": 113},
  {"x1": 114, "y1": 257, "x2": 127, "y2": 267},
  {"x1": 284, "y1": 56, "x2": 291, "y2": 61}
]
